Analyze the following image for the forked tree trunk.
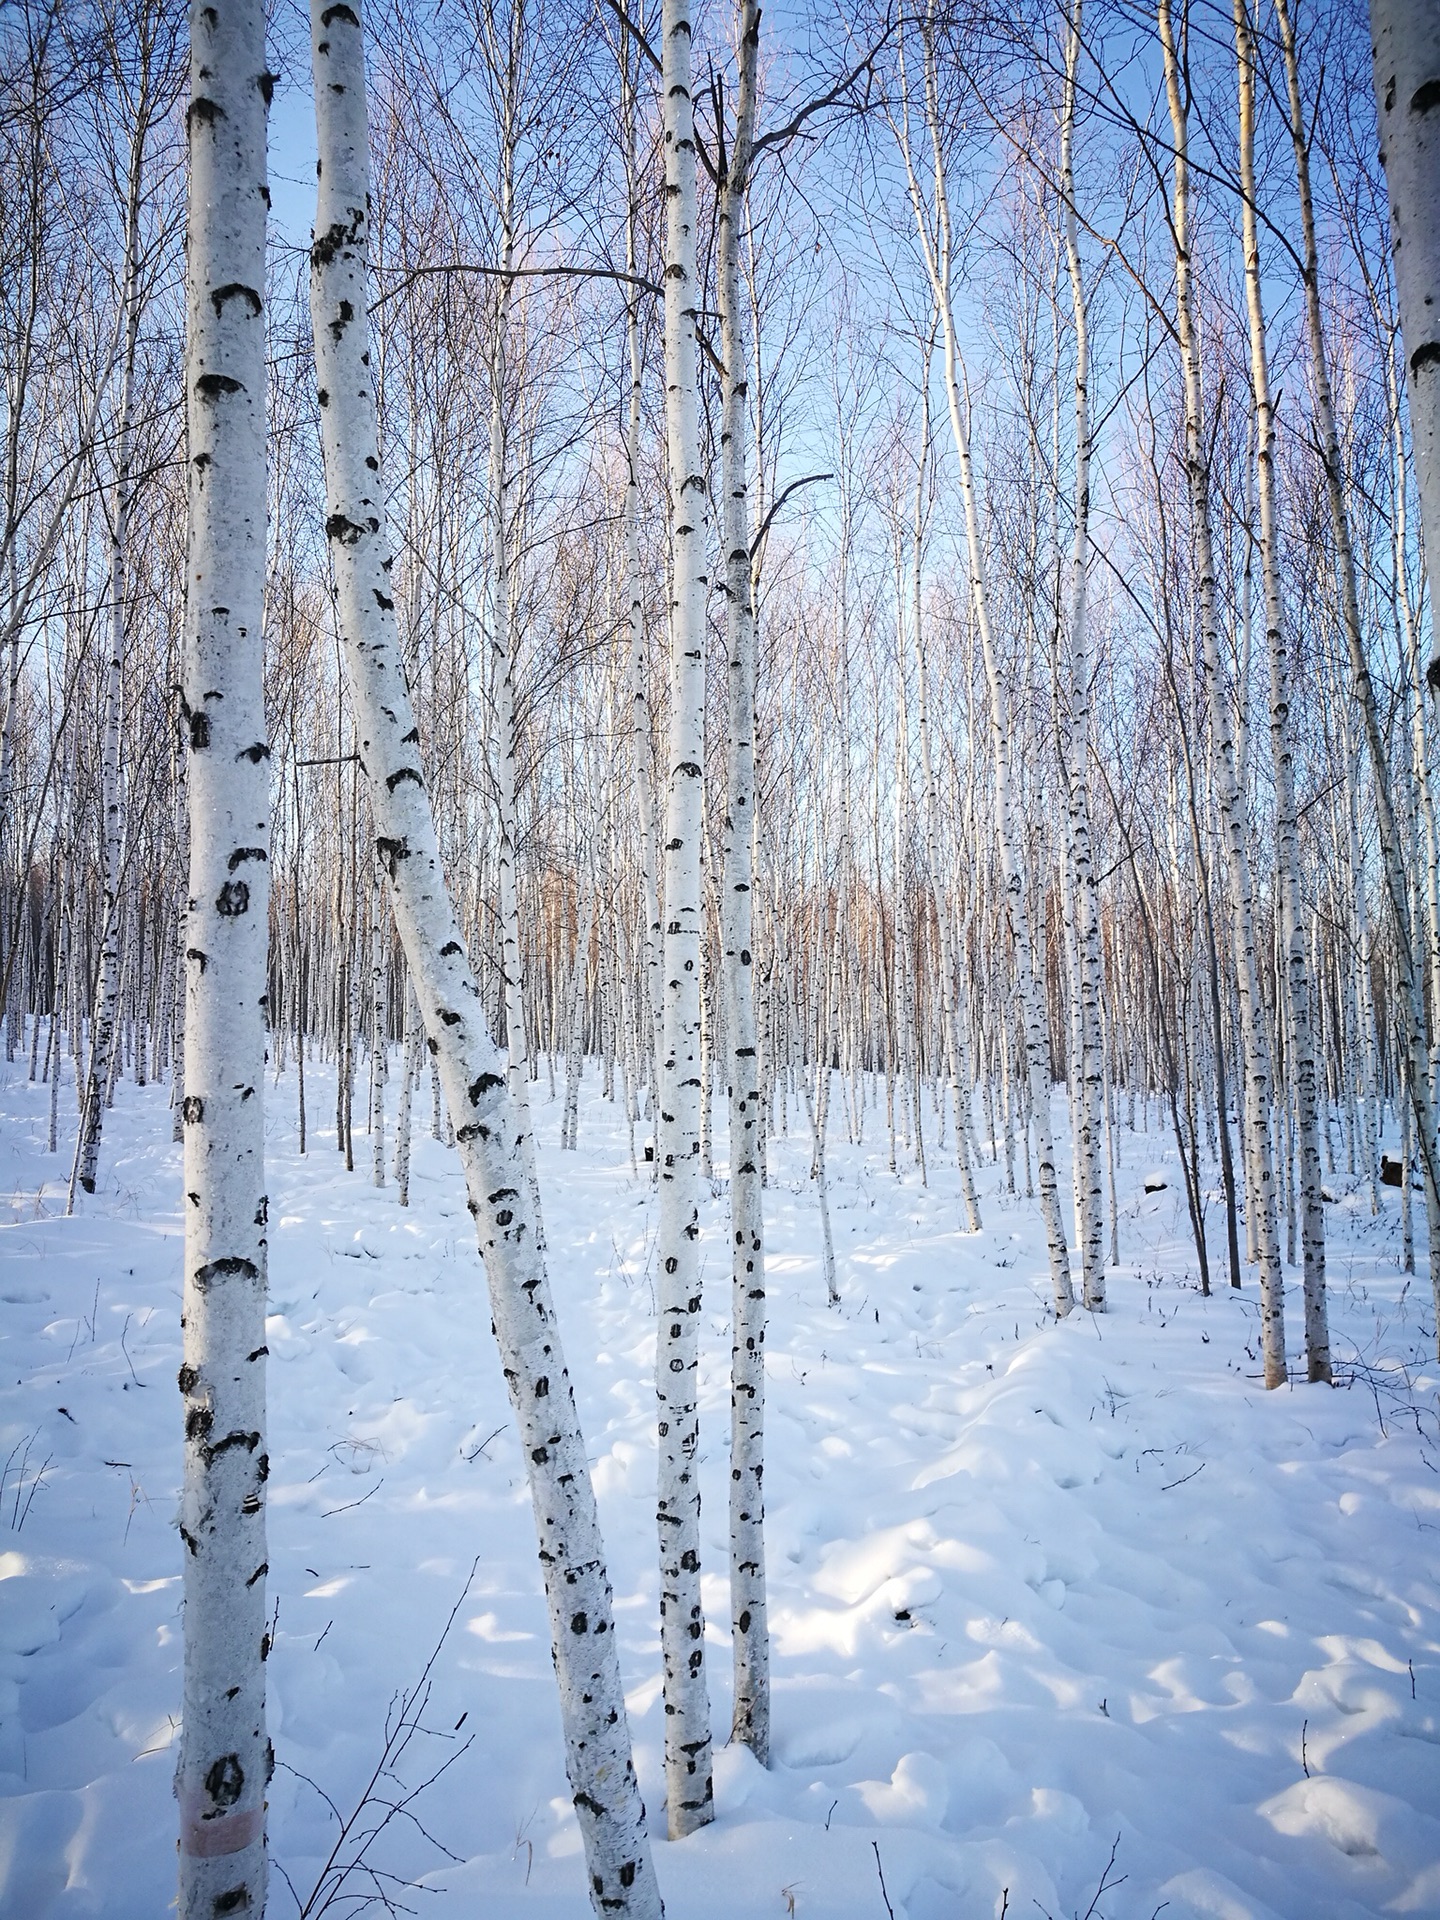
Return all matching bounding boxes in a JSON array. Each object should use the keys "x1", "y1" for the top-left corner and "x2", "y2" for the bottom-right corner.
[
  {"x1": 174, "y1": 4, "x2": 272, "y2": 1911},
  {"x1": 308, "y1": 9, "x2": 661, "y2": 1912}
]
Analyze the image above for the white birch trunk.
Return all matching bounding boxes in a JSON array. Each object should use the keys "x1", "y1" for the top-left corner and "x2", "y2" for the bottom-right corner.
[
  {"x1": 369, "y1": 862, "x2": 386, "y2": 1186},
  {"x1": 1234, "y1": 0, "x2": 1329, "y2": 1380},
  {"x1": 786, "y1": 965, "x2": 840, "y2": 1309},
  {"x1": 895, "y1": 16, "x2": 1072, "y2": 1313},
  {"x1": 394, "y1": 979, "x2": 419, "y2": 1206},
  {"x1": 1371, "y1": 0, "x2": 1440, "y2": 682},
  {"x1": 75, "y1": 78, "x2": 151, "y2": 1199},
  {"x1": 562, "y1": 860, "x2": 595, "y2": 1151},
  {"x1": 1059, "y1": 0, "x2": 1105, "y2": 1307},
  {"x1": 1280, "y1": 0, "x2": 1440, "y2": 1350},
  {"x1": 308, "y1": 11, "x2": 661, "y2": 1910},
  {"x1": 903, "y1": 374, "x2": 961, "y2": 1212},
  {"x1": 1160, "y1": 0, "x2": 1287, "y2": 1386},
  {"x1": 619, "y1": 33, "x2": 664, "y2": 1130},
  {"x1": 655, "y1": 0, "x2": 715, "y2": 1836},
  {"x1": 915, "y1": 608, "x2": 981, "y2": 1231},
  {"x1": 892, "y1": 582, "x2": 926, "y2": 1187},
  {"x1": 717, "y1": 0, "x2": 769, "y2": 1767},
  {"x1": 175, "y1": 5, "x2": 272, "y2": 1908},
  {"x1": 1347, "y1": 760, "x2": 1383, "y2": 1218},
  {"x1": 1387, "y1": 369, "x2": 1440, "y2": 1101},
  {"x1": 485, "y1": 79, "x2": 545, "y2": 1246}
]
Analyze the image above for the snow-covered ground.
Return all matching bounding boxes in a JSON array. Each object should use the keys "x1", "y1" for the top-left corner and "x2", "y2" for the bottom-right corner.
[{"x1": 1, "y1": 1046, "x2": 1437, "y2": 1919}]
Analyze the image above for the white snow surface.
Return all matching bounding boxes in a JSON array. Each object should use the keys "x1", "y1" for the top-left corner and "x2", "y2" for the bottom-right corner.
[{"x1": 1, "y1": 1051, "x2": 1438, "y2": 1919}]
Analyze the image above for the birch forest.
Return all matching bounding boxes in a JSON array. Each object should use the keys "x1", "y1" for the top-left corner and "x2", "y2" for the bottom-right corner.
[{"x1": 4, "y1": 0, "x2": 1440, "y2": 1915}]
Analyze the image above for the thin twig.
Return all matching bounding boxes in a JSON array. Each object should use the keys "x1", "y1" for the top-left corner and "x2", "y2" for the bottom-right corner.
[
  {"x1": 290, "y1": 1561, "x2": 480, "y2": 1919},
  {"x1": 322, "y1": 1478, "x2": 384, "y2": 1519},
  {"x1": 871, "y1": 1841, "x2": 894, "y2": 1920},
  {"x1": 1080, "y1": 1833, "x2": 1125, "y2": 1920},
  {"x1": 1160, "y1": 1462, "x2": 1204, "y2": 1491},
  {"x1": 119, "y1": 1312, "x2": 144, "y2": 1386}
]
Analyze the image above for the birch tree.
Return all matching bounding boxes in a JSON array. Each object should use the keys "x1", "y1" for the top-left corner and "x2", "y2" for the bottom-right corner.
[
  {"x1": 893, "y1": 7, "x2": 1074, "y2": 1316},
  {"x1": 1159, "y1": 0, "x2": 1286, "y2": 1387},
  {"x1": 1057, "y1": 0, "x2": 1105, "y2": 1308},
  {"x1": 910, "y1": 335, "x2": 982, "y2": 1233},
  {"x1": 1280, "y1": 0, "x2": 1440, "y2": 1351},
  {"x1": 1370, "y1": 0, "x2": 1440, "y2": 684},
  {"x1": 308, "y1": 6, "x2": 661, "y2": 1910},
  {"x1": 1232, "y1": 0, "x2": 1328, "y2": 1381},
  {"x1": 618, "y1": 17, "x2": 665, "y2": 1121},
  {"x1": 482, "y1": 0, "x2": 546, "y2": 1244},
  {"x1": 654, "y1": 0, "x2": 715, "y2": 1835},
  {"x1": 72, "y1": 4, "x2": 174, "y2": 1198},
  {"x1": 716, "y1": 0, "x2": 769, "y2": 1766},
  {"x1": 174, "y1": 1, "x2": 272, "y2": 1909}
]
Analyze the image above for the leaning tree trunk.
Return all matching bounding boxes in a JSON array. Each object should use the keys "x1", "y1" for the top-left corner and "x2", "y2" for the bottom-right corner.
[
  {"x1": 174, "y1": 4, "x2": 272, "y2": 1912},
  {"x1": 717, "y1": 0, "x2": 769, "y2": 1766},
  {"x1": 1233, "y1": 0, "x2": 1329, "y2": 1380},
  {"x1": 654, "y1": 0, "x2": 716, "y2": 1838},
  {"x1": 308, "y1": 8, "x2": 661, "y2": 1913},
  {"x1": 1160, "y1": 0, "x2": 1286, "y2": 1386}
]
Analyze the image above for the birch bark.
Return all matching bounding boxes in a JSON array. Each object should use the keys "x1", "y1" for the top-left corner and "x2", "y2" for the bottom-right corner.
[
  {"x1": 562, "y1": 858, "x2": 595, "y2": 1150},
  {"x1": 1370, "y1": 0, "x2": 1440, "y2": 684},
  {"x1": 620, "y1": 33, "x2": 664, "y2": 1129},
  {"x1": 893, "y1": 12, "x2": 1072, "y2": 1314},
  {"x1": 369, "y1": 862, "x2": 386, "y2": 1186},
  {"x1": 1233, "y1": 0, "x2": 1329, "y2": 1380},
  {"x1": 1279, "y1": 0, "x2": 1440, "y2": 1350},
  {"x1": 308, "y1": 9, "x2": 660, "y2": 1910},
  {"x1": 485, "y1": 25, "x2": 545, "y2": 1246},
  {"x1": 913, "y1": 516, "x2": 981, "y2": 1226},
  {"x1": 1382, "y1": 353, "x2": 1440, "y2": 1098},
  {"x1": 75, "y1": 39, "x2": 156, "y2": 1198},
  {"x1": 717, "y1": 0, "x2": 769, "y2": 1767},
  {"x1": 395, "y1": 980, "x2": 419, "y2": 1205},
  {"x1": 1159, "y1": 0, "x2": 1286, "y2": 1385},
  {"x1": 1059, "y1": 0, "x2": 1105, "y2": 1307},
  {"x1": 655, "y1": 0, "x2": 715, "y2": 1835},
  {"x1": 175, "y1": 4, "x2": 272, "y2": 1909}
]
